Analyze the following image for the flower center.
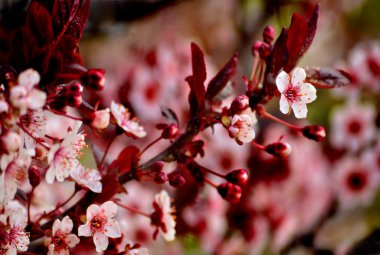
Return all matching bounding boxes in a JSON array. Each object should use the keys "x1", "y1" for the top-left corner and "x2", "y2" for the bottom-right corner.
[
  {"x1": 91, "y1": 215, "x2": 105, "y2": 231},
  {"x1": 52, "y1": 232, "x2": 68, "y2": 251},
  {"x1": 346, "y1": 170, "x2": 367, "y2": 192},
  {"x1": 347, "y1": 119, "x2": 362, "y2": 135},
  {"x1": 285, "y1": 86, "x2": 300, "y2": 102}
]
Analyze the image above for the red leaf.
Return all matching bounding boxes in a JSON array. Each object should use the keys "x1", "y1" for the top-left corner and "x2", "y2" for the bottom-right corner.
[
  {"x1": 205, "y1": 52, "x2": 238, "y2": 102},
  {"x1": 186, "y1": 43, "x2": 206, "y2": 116},
  {"x1": 305, "y1": 67, "x2": 352, "y2": 88},
  {"x1": 270, "y1": 28, "x2": 288, "y2": 75},
  {"x1": 108, "y1": 145, "x2": 140, "y2": 174}
]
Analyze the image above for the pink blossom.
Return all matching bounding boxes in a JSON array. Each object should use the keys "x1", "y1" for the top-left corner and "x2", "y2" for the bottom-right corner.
[
  {"x1": 150, "y1": 190, "x2": 176, "y2": 241},
  {"x1": 45, "y1": 216, "x2": 80, "y2": 255},
  {"x1": 9, "y1": 69, "x2": 46, "y2": 115},
  {"x1": 70, "y1": 165, "x2": 102, "y2": 193},
  {"x1": 78, "y1": 201, "x2": 121, "y2": 252},
  {"x1": 89, "y1": 109, "x2": 110, "y2": 129},
  {"x1": 225, "y1": 109, "x2": 257, "y2": 144},
  {"x1": 276, "y1": 67, "x2": 317, "y2": 119},
  {"x1": 330, "y1": 100, "x2": 376, "y2": 151},
  {"x1": 46, "y1": 121, "x2": 86, "y2": 183},
  {"x1": 110, "y1": 101, "x2": 146, "y2": 138}
]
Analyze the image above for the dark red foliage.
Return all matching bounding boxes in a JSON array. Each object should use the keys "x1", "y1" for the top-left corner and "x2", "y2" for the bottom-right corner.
[
  {"x1": 108, "y1": 145, "x2": 140, "y2": 174},
  {"x1": 305, "y1": 67, "x2": 352, "y2": 88},
  {"x1": 186, "y1": 43, "x2": 206, "y2": 117},
  {"x1": 205, "y1": 52, "x2": 238, "y2": 102}
]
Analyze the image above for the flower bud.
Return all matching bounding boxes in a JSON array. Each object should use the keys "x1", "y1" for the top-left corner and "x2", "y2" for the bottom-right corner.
[
  {"x1": 150, "y1": 161, "x2": 165, "y2": 172},
  {"x1": 225, "y1": 169, "x2": 249, "y2": 186},
  {"x1": 1, "y1": 131, "x2": 21, "y2": 154},
  {"x1": 230, "y1": 95, "x2": 249, "y2": 114},
  {"x1": 217, "y1": 182, "x2": 242, "y2": 204},
  {"x1": 168, "y1": 172, "x2": 186, "y2": 188},
  {"x1": 89, "y1": 109, "x2": 110, "y2": 129},
  {"x1": 264, "y1": 142, "x2": 292, "y2": 158},
  {"x1": 251, "y1": 41, "x2": 263, "y2": 56},
  {"x1": 263, "y1": 25, "x2": 275, "y2": 44},
  {"x1": 81, "y1": 69, "x2": 106, "y2": 90},
  {"x1": 153, "y1": 172, "x2": 168, "y2": 184},
  {"x1": 161, "y1": 123, "x2": 179, "y2": 140},
  {"x1": 28, "y1": 166, "x2": 41, "y2": 187},
  {"x1": 258, "y1": 43, "x2": 271, "y2": 59},
  {"x1": 62, "y1": 82, "x2": 83, "y2": 107},
  {"x1": 301, "y1": 125, "x2": 326, "y2": 142}
]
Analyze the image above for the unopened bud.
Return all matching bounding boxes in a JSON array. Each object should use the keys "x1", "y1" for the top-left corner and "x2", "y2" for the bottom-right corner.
[
  {"x1": 62, "y1": 82, "x2": 83, "y2": 107},
  {"x1": 89, "y1": 109, "x2": 110, "y2": 129},
  {"x1": 81, "y1": 69, "x2": 106, "y2": 90},
  {"x1": 301, "y1": 125, "x2": 326, "y2": 142},
  {"x1": 264, "y1": 142, "x2": 292, "y2": 158},
  {"x1": 230, "y1": 95, "x2": 249, "y2": 114},
  {"x1": 168, "y1": 173, "x2": 186, "y2": 188},
  {"x1": 28, "y1": 166, "x2": 41, "y2": 187},
  {"x1": 150, "y1": 161, "x2": 165, "y2": 172},
  {"x1": 217, "y1": 182, "x2": 242, "y2": 204},
  {"x1": 263, "y1": 25, "x2": 275, "y2": 44},
  {"x1": 251, "y1": 41, "x2": 263, "y2": 56},
  {"x1": 225, "y1": 169, "x2": 249, "y2": 186},
  {"x1": 259, "y1": 43, "x2": 271, "y2": 59},
  {"x1": 153, "y1": 172, "x2": 167, "y2": 184},
  {"x1": 161, "y1": 124, "x2": 179, "y2": 140},
  {"x1": 1, "y1": 131, "x2": 21, "y2": 154}
]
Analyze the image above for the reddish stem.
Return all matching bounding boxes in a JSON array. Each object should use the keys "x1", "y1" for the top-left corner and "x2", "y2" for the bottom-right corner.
[
  {"x1": 114, "y1": 201, "x2": 150, "y2": 218},
  {"x1": 259, "y1": 110, "x2": 301, "y2": 131},
  {"x1": 48, "y1": 108, "x2": 84, "y2": 121},
  {"x1": 17, "y1": 123, "x2": 50, "y2": 150},
  {"x1": 139, "y1": 136, "x2": 162, "y2": 156},
  {"x1": 204, "y1": 177, "x2": 218, "y2": 188},
  {"x1": 251, "y1": 140, "x2": 265, "y2": 150}
]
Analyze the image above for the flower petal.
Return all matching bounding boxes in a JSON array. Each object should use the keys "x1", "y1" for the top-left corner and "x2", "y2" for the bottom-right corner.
[
  {"x1": 65, "y1": 234, "x2": 80, "y2": 248},
  {"x1": 18, "y1": 69, "x2": 40, "y2": 89},
  {"x1": 27, "y1": 89, "x2": 46, "y2": 110},
  {"x1": 100, "y1": 201, "x2": 117, "y2": 218},
  {"x1": 292, "y1": 102, "x2": 308, "y2": 119},
  {"x1": 93, "y1": 232, "x2": 109, "y2": 252},
  {"x1": 104, "y1": 219, "x2": 121, "y2": 238},
  {"x1": 279, "y1": 95, "x2": 290, "y2": 114},
  {"x1": 78, "y1": 223, "x2": 92, "y2": 237},
  {"x1": 238, "y1": 127, "x2": 255, "y2": 143},
  {"x1": 291, "y1": 67, "x2": 306, "y2": 86},
  {"x1": 52, "y1": 218, "x2": 62, "y2": 235},
  {"x1": 45, "y1": 166, "x2": 56, "y2": 184},
  {"x1": 276, "y1": 71, "x2": 290, "y2": 93},
  {"x1": 61, "y1": 216, "x2": 73, "y2": 233},
  {"x1": 299, "y1": 83, "x2": 317, "y2": 103}
]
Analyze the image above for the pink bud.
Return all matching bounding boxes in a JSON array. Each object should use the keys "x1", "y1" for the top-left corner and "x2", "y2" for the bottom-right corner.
[
  {"x1": 217, "y1": 182, "x2": 242, "y2": 204},
  {"x1": 1, "y1": 131, "x2": 21, "y2": 154},
  {"x1": 89, "y1": 109, "x2": 110, "y2": 129},
  {"x1": 81, "y1": 69, "x2": 106, "y2": 90},
  {"x1": 28, "y1": 166, "x2": 41, "y2": 187},
  {"x1": 153, "y1": 172, "x2": 168, "y2": 184},
  {"x1": 168, "y1": 173, "x2": 186, "y2": 188},
  {"x1": 150, "y1": 161, "x2": 165, "y2": 172},
  {"x1": 264, "y1": 142, "x2": 292, "y2": 158},
  {"x1": 251, "y1": 41, "x2": 263, "y2": 56},
  {"x1": 62, "y1": 82, "x2": 83, "y2": 107},
  {"x1": 161, "y1": 123, "x2": 179, "y2": 139},
  {"x1": 301, "y1": 125, "x2": 326, "y2": 142},
  {"x1": 225, "y1": 169, "x2": 249, "y2": 186},
  {"x1": 230, "y1": 95, "x2": 249, "y2": 114},
  {"x1": 263, "y1": 25, "x2": 275, "y2": 44},
  {"x1": 258, "y1": 43, "x2": 271, "y2": 59}
]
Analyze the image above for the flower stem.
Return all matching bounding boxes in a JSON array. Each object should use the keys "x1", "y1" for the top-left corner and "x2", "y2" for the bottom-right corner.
[
  {"x1": 27, "y1": 187, "x2": 35, "y2": 224},
  {"x1": 17, "y1": 123, "x2": 50, "y2": 150},
  {"x1": 139, "y1": 136, "x2": 162, "y2": 156},
  {"x1": 48, "y1": 108, "x2": 84, "y2": 121},
  {"x1": 259, "y1": 109, "x2": 301, "y2": 131},
  {"x1": 204, "y1": 177, "x2": 218, "y2": 188},
  {"x1": 114, "y1": 201, "x2": 150, "y2": 218}
]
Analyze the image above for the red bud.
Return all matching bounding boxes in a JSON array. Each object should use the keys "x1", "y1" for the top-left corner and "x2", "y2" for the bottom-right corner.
[
  {"x1": 161, "y1": 124, "x2": 179, "y2": 140},
  {"x1": 263, "y1": 25, "x2": 275, "y2": 44},
  {"x1": 217, "y1": 182, "x2": 242, "y2": 204},
  {"x1": 168, "y1": 173, "x2": 186, "y2": 188},
  {"x1": 230, "y1": 95, "x2": 249, "y2": 114},
  {"x1": 81, "y1": 69, "x2": 106, "y2": 90},
  {"x1": 264, "y1": 142, "x2": 292, "y2": 158},
  {"x1": 301, "y1": 125, "x2": 326, "y2": 142},
  {"x1": 153, "y1": 172, "x2": 168, "y2": 184},
  {"x1": 225, "y1": 169, "x2": 249, "y2": 186},
  {"x1": 28, "y1": 166, "x2": 41, "y2": 188}
]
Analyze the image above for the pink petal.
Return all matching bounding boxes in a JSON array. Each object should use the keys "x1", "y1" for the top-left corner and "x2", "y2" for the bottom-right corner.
[
  {"x1": 292, "y1": 102, "x2": 308, "y2": 119},
  {"x1": 45, "y1": 166, "x2": 56, "y2": 184},
  {"x1": 291, "y1": 67, "x2": 306, "y2": 86},
  {"x1": 104, "y1": 219, "x2": 121, "y2": 238},
  {"x1": 299, "y1": 83, "x2": 317, "y2": 103},
  {"x1": 86, "y1": 204, "x2": 100, "y2": 220},
  {"x1": 238, "y1": 128, "x2": 255, "y2": 143},
  {"x1": 52, "y1": 218, "x2": 62, "y2": 235},
  {"x1": 65, "y1": 234, "x2": 80, "y2": 248},
  {"x1": 93, "y1": 232, "x2": 109, "y2": 252},
  {"x1": 279, "y1": 95, "x2": 290, "y2": 114},
  {"x1": 78, "y1": 223, "x2": 92, "y2": 237},
  {"x1": 276, "y1": 71, "x2": 290, "y2": 93},
  {"x1": 100, "y1": 201, "x2": 117, "y2": 218},
  {"x1": 61, "y1": 216, "x2": 73, "y2": 233},
  {"x1": 18, "y1": 69, "x2": 40, "y2": 89},
  {"x1": 27, "y1": 89, "x2": 46, "y2": 109}
]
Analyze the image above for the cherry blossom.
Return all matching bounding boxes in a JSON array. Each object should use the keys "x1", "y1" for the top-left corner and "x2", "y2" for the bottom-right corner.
[
  {"x1": 110, "y1": 101, "x2": 146, "y2": 138},
  {"x1": 9, "y1": 69, "x2": 46, "y2": 115},
  {"x1": 45, "y1": 216, "x2": 80, "y2": 255},
  {"x1": 78, "y1": 201, "x2": 121, "y2": 252},
  {"x1": 70, "y1": 165, "x2": 102, "y2": 193},
  {"x1": 333, "y1": 156, "x2": 379, "y2": 210},
  {"x1": 89, "y1": 109, "x2": 110, "y2": 129},
  {"x1": 276, "y1": 67, "x2": 317, "y2": 119},
  {"x1": 224, "y1": 109, "x2": 257, "y2": 144},
  {"x1": 46, "y1": 121, "x2": 86, "y2": 183},
  {"x1": 0, "y1": 201, "x2": 30, "y2": 255},
  {"x1": 150, "y1": 190, "x2": 176, "y2": 241},
  {"x1": 330, "y1": 100, "x2": 376, "y2": 151}
]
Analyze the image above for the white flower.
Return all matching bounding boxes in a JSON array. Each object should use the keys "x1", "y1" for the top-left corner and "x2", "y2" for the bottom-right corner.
[
  {"x1": 226, "y1": 109, "x2": 257, "y2": 144},
  {"x1": 45, "y1": 216, "x2": 80, "y2": 255},
  {"x1": 70, "y1": 165, "x2": 102, "y2": 193},
  {"x1": 78, "y1": 201, "x2": 121, "y2": 252},
  {"x1": 151, "y1": 190, "x2": 176, "y2": 241},
  {"x1": 9, "y1": 69, "x2": 46, "y2": 115},
  {"x1": 46, "y1": 121, "x2": 86, "y2": 183},
  {"x1": 19, "y1": 109, "x2": 47, "y2": 156},
  {"x1": 90, "y1": 109, "x2": 110, "y2": 129},
  {"x1": 276, "y1": 67, "x2": 317, "y2": 119},
  {"x1": 110, "y1": 101, "x2": 146, "y2": 138}
]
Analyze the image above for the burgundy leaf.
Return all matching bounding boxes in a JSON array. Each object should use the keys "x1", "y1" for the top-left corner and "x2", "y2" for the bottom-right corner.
[
  {"x1": 305, "y1": 67, "x2": 352, "y2": 88},
  {"x1": 270, "y1": 28, "x2": 288, "y2": 75},
  {"x1": 205, "y1": 52, "x2": 238, "y2": 102},
  {"x1": 108, "y1": 145, "x2": 140, "y2": 174}
]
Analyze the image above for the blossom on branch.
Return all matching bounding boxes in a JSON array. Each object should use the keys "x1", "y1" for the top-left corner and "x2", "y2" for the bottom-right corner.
[{"x1": 150, "y1": 190, "x2": 176, "y2": 241}]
